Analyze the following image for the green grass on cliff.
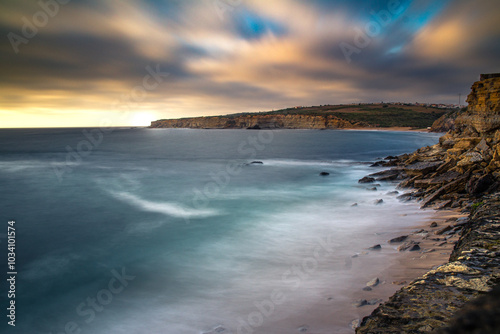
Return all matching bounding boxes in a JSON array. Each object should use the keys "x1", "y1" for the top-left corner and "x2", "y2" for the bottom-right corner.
[
  {"x1": 334, "y1": 107, "x2": 446, "y2": 128},
  {"x1": 223, "y1": 104, "x2": 448, "y2": 128}
]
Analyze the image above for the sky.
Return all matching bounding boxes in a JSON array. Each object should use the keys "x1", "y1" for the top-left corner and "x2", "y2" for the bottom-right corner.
[{"x1": 0, "y1": 0, "x2": 499, "y2": 127}]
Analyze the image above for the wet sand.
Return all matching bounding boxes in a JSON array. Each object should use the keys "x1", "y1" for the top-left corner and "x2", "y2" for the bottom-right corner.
[{"x1": 253, "y1": 208, "x2": 466, "y2": 334}]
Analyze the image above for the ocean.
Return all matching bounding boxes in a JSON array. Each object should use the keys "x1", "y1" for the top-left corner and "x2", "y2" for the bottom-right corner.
[{"x1": 0, "y1": 128, "x2": 441, "y2": 334}]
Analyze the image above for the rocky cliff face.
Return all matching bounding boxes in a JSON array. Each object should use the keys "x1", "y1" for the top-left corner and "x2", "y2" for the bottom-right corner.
[
  {"x1": 355, "y1": 74, "x2": 500, "y2": 333},
  {"x1": 454, "y1": 73, "x2": 500, "y2": 136},
  {"x1": 150, "y1": 114, "x2": 367, "y2": 130},
  {"x1": 381, "y1": 74, "x2": 500, "y2": 209}
]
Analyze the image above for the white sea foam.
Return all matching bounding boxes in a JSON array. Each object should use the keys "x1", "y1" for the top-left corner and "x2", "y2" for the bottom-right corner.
[
  {"x1": 109, "y1": 191, "x2": 221, "y2": 219},
  {"x1": 0, "y1": 160, "x2": 81, "y2": 172},
  {"x1": 260, "y1": 159, "x2": 357, "y2": 167}
]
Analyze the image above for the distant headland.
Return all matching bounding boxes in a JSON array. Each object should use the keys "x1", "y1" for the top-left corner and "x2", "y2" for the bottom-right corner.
[{"x1": 150, "y1": 103, "x2": 459, "y2": 131}]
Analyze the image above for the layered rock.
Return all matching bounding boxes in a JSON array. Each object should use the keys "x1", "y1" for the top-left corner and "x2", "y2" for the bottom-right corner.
[
  {"x1": 150, "y1": 114, "x2": 366, "y2": 129},
  {"x1": 374, "y1": 74, "x2": 500, "y2": 209},
  {"x1": 356, "y1": 74, "x2": 500, "y2": 333}
]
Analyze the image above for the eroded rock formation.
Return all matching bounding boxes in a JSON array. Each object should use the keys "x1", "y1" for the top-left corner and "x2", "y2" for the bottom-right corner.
[
  {"x1": 356, "y1": 74, "x2": 500, "y2": 333},
  {"x1": 150, "y1": 114, "x2": 366, "y2": 129},
  {"x1": 374, "y1": 74, "x2": 500, "y2": 209}
]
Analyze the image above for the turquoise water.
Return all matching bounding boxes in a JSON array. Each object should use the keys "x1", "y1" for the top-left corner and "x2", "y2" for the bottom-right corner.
[{"x1": 0, "y1": 128, "x2": 440, "y2": 333}]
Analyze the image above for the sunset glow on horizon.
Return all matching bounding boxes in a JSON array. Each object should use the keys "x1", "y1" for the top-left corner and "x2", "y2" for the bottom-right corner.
[{"x1": 1, "y1": 0, "x2": 499, "y2": 128}]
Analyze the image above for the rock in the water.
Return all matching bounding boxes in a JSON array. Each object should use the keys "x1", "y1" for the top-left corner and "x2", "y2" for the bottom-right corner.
[
  {"x1": 369, "y1": 169, "x2": 402, "y2": 181},
  {"x1": 359, "y1": 176, "x2": 376, "y2": 184},
  {"x1": 353, "y1": 299, "x2": 368, "y2": 308},
  {"x1": 367, "y1": 187, "x2": 378, "y2": 191},
  {"x1": 374, "y1": 199, "x2": 384, "y2": 205},
  {"x1": 362, "y1": 286, "x2": 372, "y2": 291},
  {"x1": 397, "y1": 240, "x2": 420, "y2": 252},
  {"x1": 367, "y1": 277, "x2": 380, "y2": 287},
  {"x1": 386, "y1": 191, "x2": 399, "y2": 195},
  {"x1": 250, "y1": 161, "x2": 263, "y2": 165},
  {"x1": 430, "y1": 222, "x2": 438, "y2": 228},
  {"x1": 370, "y1": 161, "x2": 386, "y2": 167},
  {"x1": 319, "y1": 172, "x2": 330, "y2": 176},
  {"x1": 409, "y1": 244, "x2": 421, "y2": 251},
  {"x1": 389, "y1": 235, "x2": 408, "y2": 244},
  {"x1": 368, "y1": 244, "x2": 382, "y2": 251},
  {"x1": 351, "y1": 203, "x2": 358, "y2": 207}
]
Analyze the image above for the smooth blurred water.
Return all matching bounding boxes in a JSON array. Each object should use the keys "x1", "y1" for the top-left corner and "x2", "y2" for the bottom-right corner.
[{"x1": 0, "y1": 128, "x2": 441, "y2": 334}]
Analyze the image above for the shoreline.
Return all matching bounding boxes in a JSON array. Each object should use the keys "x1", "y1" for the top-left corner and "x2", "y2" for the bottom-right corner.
[
  {"x1": 148, "y1": 127, "x2": 432, "y2": 133},
  {"x1": 348, "y1": 208, "x2": 466, "y2": 329},
  {"x1": 253, "y1": 196, "x2": 466, "y2": 333}
]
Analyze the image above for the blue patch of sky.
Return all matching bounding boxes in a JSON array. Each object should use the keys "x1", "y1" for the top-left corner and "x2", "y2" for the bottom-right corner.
[
  {"x1": 382, "y1": 0, "x2": 451, "y2": 55},
  {"x1": 233, "y1": 10, "x2": 288, "y2": 40},
  {"x1": 404, "y1": 0, "x2": 452, "y2": 32}
]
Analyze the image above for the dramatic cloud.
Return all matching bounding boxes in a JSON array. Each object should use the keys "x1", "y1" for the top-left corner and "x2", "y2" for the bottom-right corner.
[{"x1": 0, "y1": 0, "x2": 499, "y2": 127}]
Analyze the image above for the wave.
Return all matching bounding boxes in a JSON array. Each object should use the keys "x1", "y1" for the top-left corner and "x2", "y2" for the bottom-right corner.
[
  {"x1": 261, "y1": 159, "x2": 357, "y2": 167},
  {"x1": 109, "y1": 191, "x2": 221, "y2": 219},
  {"x1": 0, "y1": 160, "x2": 81, "y2": 173}
]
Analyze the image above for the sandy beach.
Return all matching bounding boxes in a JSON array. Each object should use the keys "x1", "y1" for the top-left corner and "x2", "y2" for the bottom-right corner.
[{"x1": 253, "y1": 207, "x2": 466, "y2": 334}]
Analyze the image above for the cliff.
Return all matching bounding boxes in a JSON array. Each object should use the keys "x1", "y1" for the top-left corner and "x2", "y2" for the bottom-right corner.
[
  {"x1": 150, "y1": 104, "x2": 448, "y2": 130},
  {"x1": 150, "y1": 114, "x2": 365, "y2": 130},
  {"x1": 356, "y1": 74, "x2": 500, "y2": 333}
]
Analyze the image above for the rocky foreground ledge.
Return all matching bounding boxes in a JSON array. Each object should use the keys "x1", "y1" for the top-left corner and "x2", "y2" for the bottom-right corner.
[{"x1": 356, "y1": 74, "x2": 500, "y2": 333}]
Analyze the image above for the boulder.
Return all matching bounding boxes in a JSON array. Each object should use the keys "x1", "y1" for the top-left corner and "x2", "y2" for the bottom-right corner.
[
  {"x1": 397, "y1": 240, "x2": 420, "y2": 252},
  {"x1": 368, "y1": 244, "x2": 382, "y2": 251},
  {"x1": 359, "y1": 176, "x2": 375, "y2": 184},
  {"x1": 370, "y1": 161, "x2": 386, "y2": 167},
  {"x1": 389, "y1": 235, "x2": 408, "y2": 244},
  {"x1": 353, "y1": 299, "x2": 368, "y2": 308},
  {"x1": 367, "y1": 277, "x2": 380, "y2": 287},
  {"x1": 409, "y1": 244, "x2": 421, "y2": 251}
]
